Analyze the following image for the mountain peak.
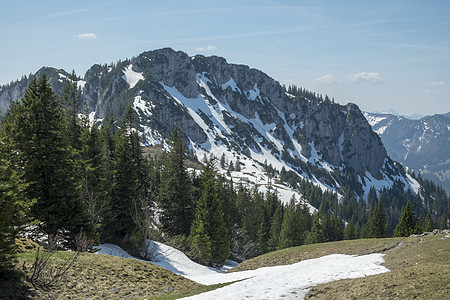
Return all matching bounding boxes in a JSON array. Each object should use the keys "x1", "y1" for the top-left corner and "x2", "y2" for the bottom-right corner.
[{"x1": 0, "y1": 48, "x2": 420, "y2": 199}]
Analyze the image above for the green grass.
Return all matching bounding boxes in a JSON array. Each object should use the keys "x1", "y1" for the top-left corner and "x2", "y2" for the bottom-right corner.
[
  {"x1": 2, "y1": 233, "x2": 448, "y2": 299},
  {"x1": 3, "y1": 251, "x2": 202, "y2": 299}
]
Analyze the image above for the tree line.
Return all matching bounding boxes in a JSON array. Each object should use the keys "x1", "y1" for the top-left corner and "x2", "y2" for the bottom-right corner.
[{"x1": 1, "y1": 74, "x2": 448, "y2": 279}]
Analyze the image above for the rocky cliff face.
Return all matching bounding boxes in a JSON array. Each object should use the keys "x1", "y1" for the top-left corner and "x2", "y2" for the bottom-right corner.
[{"x1": 0, "y1": 48, "x2": 418, "y2": 198}]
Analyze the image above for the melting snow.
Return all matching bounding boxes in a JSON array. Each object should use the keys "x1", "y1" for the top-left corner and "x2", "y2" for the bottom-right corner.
[
  {"x1": 247, "y1": 84, "x2": 260, "y2": 101},
  {"x1": 97, "y1": 242, "x2": 389, "y2": 299},
  {"x1": 122, "y1": 64, "x2": 144, "y2": 89},
  {"x1": 133, "y1": 96, "x2": 153, "y2": 117},
  {"x1": 221, "y1": 77, "x2": 241, "y2": 93},
  {"x1": 77, "y1": 80, "x2": 86, "y2": 90}
]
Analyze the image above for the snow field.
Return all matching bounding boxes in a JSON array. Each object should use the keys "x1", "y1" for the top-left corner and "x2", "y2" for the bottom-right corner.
[{"x1": 97, "y1": 242, "x2": 389, "y2": 299}]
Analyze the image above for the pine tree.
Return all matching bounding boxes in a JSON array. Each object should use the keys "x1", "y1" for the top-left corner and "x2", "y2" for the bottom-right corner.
[
  {"x1": 366, "y1": 201, "x2": 388, "y2": 238},
  {"x1": 367, "y1": 186, "x2": 378, "y2": 211},
  {"x1": 188, "y1": 217, "x2": 211, "y2": 265},
  {"x1": 103, "y1": 108, "x2": 139, "y2": 242},
  {"x1": 422, "y1": 211, "x2": 434, "y2": 233},
  {"x1": 159, "y1": 128, "x2": 193, "y2": 237},
  {"x1": 440, "y1": 212, "x2": 448, "y2": 229},
  {"x1": 0, "y1": 121, "x2": 28, "y2": 278},
  {"x1": 80, "y1": 125, "x2": 113, "y2": 228},
  {"x1": 307, "y1": 213, "x2": 324, "y2": 244},
  {"x1": 189, "y1": 161, "x2": 229, "y2": 265},
  {"x1": 267, "y1": 205, "x2": 283, "y2": 251},
  {"x1": 235, "y1": 158, "x2": 241, "y2": 172},
  {"x1": 394, "y1": 201, "x2": 417, "y2": 237},
  {"x1": 220, "y1": 153, "x2": 226, "y2": 168},
  {"x1": 61, "y1": 70, "x2": 82, "y2": 150},
  {"x1": 278, "y1": 196, "x2": 301, "y2": 249},
  {"x1": 344, "y1": 221, "x2": 358, "y2": 240},
  {"x1": 5, "y1": 74, "x2": 92, "y2": 247}
]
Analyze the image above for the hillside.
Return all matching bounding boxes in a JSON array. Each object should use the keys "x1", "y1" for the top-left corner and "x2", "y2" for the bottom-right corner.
[
  {"x1": 364, "y1": 111, "x2": 450, "y2": 194},
  {"x1": 4, "y1": 232, "x2": 448, "y2": 299}
]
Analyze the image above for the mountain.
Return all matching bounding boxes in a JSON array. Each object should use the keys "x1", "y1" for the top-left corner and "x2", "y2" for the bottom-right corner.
[
  {"x1": 0, "y1": 48, "x2": 423, "y2": 203},
  {"x1": 364, "y1": 111, "x2": 450, "y2": 193}
]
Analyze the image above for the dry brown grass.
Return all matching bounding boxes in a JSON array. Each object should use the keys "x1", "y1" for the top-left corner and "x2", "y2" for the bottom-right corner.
[{"x1": 7, "y1": 251, "x2": 202, "y2": 299}]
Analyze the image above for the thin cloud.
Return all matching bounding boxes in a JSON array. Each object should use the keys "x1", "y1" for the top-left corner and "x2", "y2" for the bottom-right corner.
[
  {"x1": 76, "y1": 33, "x2": 98, "y2": 40},
  {"x1": 347, "y1": 72, "x2": 385, "y2": 84},
  {"x1": 2, "y1": 3, "x2": 111, "y2": 28},
  {"x1": 195, "y1": 46, "x2": 216, "y2": 51},
  {"x1": 314, "y1": 74, "x2": 338, "y2": 85},
  {"x1": 428, "y1": 81, "x2": 445, "y2": 87},
  {"x1": 421, "y1": 90, "x2": 440, "y2": 95}
]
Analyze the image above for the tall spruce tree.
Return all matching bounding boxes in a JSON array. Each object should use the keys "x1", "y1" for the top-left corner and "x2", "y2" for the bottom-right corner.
[
  {"x1": 5, "y1": 74, "x2": 92, "y2": 246},
  {"x1": 61, "y1": 70, "x2": 82, "y2": 150},
  {"x1": 364, "y1": 201, "x2": 388, "y2": 238},
  {"x1": 103, "y1": 107, "x2": 139, "y2": 242},
  {"x1": 278, "y1": 196, "x2": 300, "y2": 249},
  {"x1": 80, "y1": 125, "x2": 113, "y2": 229},
  {"x1": 0, "y1": 119, "x2": 28, "y2": 278},
  {"x1": 159, "y1": 128, "x2": 193, "y2": 237},
  {"x1": 267, "y1": 205, "x2": 283, "y2": 251},
  {"x1": 422, "y1": 211, "x2": 434, "y2": 233},
  {"x1": 440, "y1": 212, "x2": 448, "y2": 229},
  {"x1": 189, "y1": 161, "x2": 229, "y2": 265},
  {"x1": 344, "y1": 221, "x2": 358, "y2": 240},
  {"x1": 307, "y1": 212, "x2": 324, "y2": 244},
  {"x1": 394, "y1": 201, "x2": 417, "y2": 237}
]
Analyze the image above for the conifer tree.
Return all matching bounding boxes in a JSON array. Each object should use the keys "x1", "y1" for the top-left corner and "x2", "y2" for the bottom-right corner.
[
  {"x1": 6, "y1": 74, "x2": 92, "y2": 247},
  {"x1": 367, "y1": 186, "x2": 378, "y2": 212},
  {"x1": 189, "y1": 217, "x2": 211, "y2": 265},
  {"x1": 278, "y1": 196, "x2": 299, "y2": 249},
  {"x1": 344, "y1": 221, "x2": 358, "y2": 240},
  {"x1": 422, "y1": 211, "x2": 434, "y2": 233},
  {"x1": 103, "y1": 107, "x2": 139, "y2": 242},
  {"x1": 307, "y1": 212, "x2": 324, "y2": 244},
  {"x1": 440, "y1": 212, "x2": 448, "y2": 229},
  {"x1": 189, "y1": 160, "x2": 229, "y2": 265},
  {"x1": 0, "y1": 120, "x2": 29, "y2": 278},
  {"x1": 364, "y1": 201, "x2": 388, "y2": 238},
  {"x1": 80, "y1": 125, "x2": 113, "y2": 228},
  {"x1": 159, "y1": 128, "x2": 193, "y2": 236},
  {"x1": 394, "y1": 201, "x2": 417, "y2": 237},
  {"x1": 61, "y1": 70, "x2": 82, "y2": 150},
  {"x1": 267, "y1": 205, "x2": 283, "y2": 251}
]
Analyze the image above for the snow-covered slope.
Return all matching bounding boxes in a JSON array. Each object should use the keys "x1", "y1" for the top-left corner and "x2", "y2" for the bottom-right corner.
[{"x1": 97, "y1": 242, "x2": 389, "y2": 299}]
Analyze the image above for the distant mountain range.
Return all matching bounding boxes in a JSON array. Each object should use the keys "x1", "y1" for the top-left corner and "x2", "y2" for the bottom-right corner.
[{"x1": 364, "y1": 111, "x2": 450, "y2": 193}]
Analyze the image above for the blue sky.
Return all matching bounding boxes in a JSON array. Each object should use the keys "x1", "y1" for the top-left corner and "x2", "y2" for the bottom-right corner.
[{"x1": 1, "y1": 0, "x2": 449, "y2": 116}]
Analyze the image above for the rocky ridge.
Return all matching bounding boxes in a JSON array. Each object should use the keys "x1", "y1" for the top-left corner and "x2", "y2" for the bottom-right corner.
[{"x1": 0, "y1": 48, "x2": 419, "y2": 200}]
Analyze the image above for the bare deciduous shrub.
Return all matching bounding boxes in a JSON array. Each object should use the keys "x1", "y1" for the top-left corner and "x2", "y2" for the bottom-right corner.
[{"x1": 25, "y1": 230, "x2": 94, "y2": 291}]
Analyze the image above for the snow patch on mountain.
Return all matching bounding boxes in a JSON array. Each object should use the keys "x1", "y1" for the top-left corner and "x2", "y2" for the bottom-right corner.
[
  {"x1": 364, "y1": 112, "x2": 386, "y2": 127},
  {"x1": 133, "y1": 95, "x2": 153, "y2": 117},
  {"x1": 122, "y1": 64, "x2": 144, "y2": 89},
  {"x1": 221, "y1": 77, "x2": 241, "y2": 93}
]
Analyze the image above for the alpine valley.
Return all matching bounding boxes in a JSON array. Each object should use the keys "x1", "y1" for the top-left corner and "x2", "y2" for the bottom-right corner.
[{"x1": 0, "y1": 48, "x2": 448, "y2": 230}]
